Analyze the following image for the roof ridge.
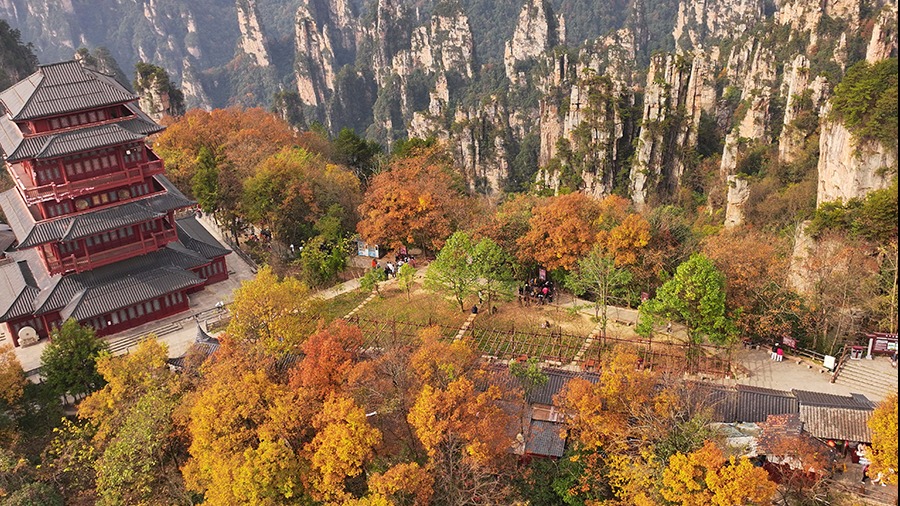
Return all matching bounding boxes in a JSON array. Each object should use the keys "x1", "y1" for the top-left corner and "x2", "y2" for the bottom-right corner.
[{"x1": 6, "y1": 72, "x2": 44, "y2": 121}]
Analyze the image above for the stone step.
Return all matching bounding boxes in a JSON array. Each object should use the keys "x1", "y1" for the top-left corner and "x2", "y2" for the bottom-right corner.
[
  {"x1": 107, "y1": 322, "x2": 182, "y2": 355},
  {"x1": 837, "y1": 363, "x2": 898, "y2": 389}
]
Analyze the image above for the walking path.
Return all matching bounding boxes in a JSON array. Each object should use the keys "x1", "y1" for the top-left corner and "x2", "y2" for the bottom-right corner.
[{"x1": 454, "y1": 312, "x2": 479, "y2": 341}]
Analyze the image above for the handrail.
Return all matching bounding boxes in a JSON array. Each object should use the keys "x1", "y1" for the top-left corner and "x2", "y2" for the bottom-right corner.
[
  {"x1": 20, "y1": 160, "x2": 164, "y2": 203},
  {"x1": 831, "y1": 343, "x2": 852, "y2": 383}
]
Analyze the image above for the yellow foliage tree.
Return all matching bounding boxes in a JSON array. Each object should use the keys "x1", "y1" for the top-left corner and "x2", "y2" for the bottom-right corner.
[
  {"x1": 868, "y1": 393, "x2": 898, "y2": 485},
  {"x1": 304, "y1": 393, "x2": 381, "y2": 503},
  {"x1": 226, "y1": 266, "x2": 314, "y2": 353},
  {"x1": 367, "y1": 462, "x2": 434, "y2": 505},
  {"x1": 661, "y1": 442, "x2": 775, "y2": 506},
  {"x1": 183, "y1": 345, "x2": 307, "y2": 505},
  {"x1": 0, "y1": 343, "x2": 26, "y2": 406},
  {"x1": 79, "y1": 338, "x2": 172, "y2": 442}
]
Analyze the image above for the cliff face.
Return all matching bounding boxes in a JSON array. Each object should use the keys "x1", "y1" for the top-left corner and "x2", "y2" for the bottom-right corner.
[
  {"x1": 816, "y1": 104, "x2": 897, "y2": 205},
  {"x1": 5, "y1": 0, "x2": 897, "y2": 206}
]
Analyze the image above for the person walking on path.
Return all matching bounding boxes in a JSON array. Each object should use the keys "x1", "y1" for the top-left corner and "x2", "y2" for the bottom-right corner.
[{"x1": 776, "y1": 346, "x2": 784, "y2": 362}]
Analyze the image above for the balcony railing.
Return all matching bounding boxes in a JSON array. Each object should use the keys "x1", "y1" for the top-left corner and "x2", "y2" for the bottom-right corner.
[
  {"x1": 46, "y1": 228, "x2": 177, "y2": 274},
  {"x1": 16, "y1": 159, "x2": 164, "y2": 205}
]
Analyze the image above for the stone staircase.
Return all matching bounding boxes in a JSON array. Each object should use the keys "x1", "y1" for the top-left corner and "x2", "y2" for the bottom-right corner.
[
  {"x1": 834, "y1": 359, "x2": 899, "y2": 401},
  {"x1": 107, "y1": 321, "x2": 183, "y2": 355}
]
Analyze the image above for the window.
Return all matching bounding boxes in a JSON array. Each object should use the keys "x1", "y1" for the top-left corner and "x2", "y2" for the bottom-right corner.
[
  {"x1": 128, "y1": 307, "x2": 136, "y2": 319},
  {"x1": 164, "y1": 295, "x2": 170, "y2": 307},
  {"x1": 50, "y1": 118, "x2": 60, "y2": 129},
  {"x1": 152, "y1": 299, "x2": 160, "y2": 311},
  {"x1": 111, "y1": 312, "x2": 119, "y2": 325},
  {"x1": 88, "y1": 111, "x2": 97, "y2": 122},
  {"x1": 136, "y1": 304, "x2": 144, "y2": 317},
  {"x1": 119, "y1": 309, "x2": 128, "y2": 322}
]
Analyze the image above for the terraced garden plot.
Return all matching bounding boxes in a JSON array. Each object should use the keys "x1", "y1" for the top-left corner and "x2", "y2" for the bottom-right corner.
[{"x1": 469, "y1": 326, "x2": 586, "y2": 363}]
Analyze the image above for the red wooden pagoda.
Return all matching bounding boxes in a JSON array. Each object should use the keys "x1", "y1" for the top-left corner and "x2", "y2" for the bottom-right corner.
[{"x1": 0, "y1": 61, "x2": 230, "y2": 346}]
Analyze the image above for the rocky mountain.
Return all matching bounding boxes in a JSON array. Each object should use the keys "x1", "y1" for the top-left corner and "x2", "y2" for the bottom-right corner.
[{"x1": 1, "y1": 0, "x2": 896, "y2": 208}]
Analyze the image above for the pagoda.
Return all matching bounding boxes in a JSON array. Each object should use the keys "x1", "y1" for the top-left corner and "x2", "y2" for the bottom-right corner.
[{"x1": 0, "y1": 61, "x2": 230, "y2": 347}]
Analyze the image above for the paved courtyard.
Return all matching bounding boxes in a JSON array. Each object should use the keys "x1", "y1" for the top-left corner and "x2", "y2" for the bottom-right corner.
[{"x1": 724, "y1": 347, "x2": 897, "y2": 402}]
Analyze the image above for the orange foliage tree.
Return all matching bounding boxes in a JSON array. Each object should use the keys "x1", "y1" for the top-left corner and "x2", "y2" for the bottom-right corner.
[
  {"x1": 154, "y1": 108, "x2": 299, "y2": 189},
  {"x1": 357, "y1": 147, "x2": 470, "y2": 252},
  {"x1": 516, "y1": 192, "x2": 602, "y2": 271},
  {"x1": 293, "y1": 320, "x2": 364, "y2": 400}
]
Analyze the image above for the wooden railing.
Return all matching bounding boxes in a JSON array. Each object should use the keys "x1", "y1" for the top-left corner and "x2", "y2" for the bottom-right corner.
[
  {"x1": 831, "y1": 343, "x2": 852, "y2": 383},
  {"x1": 46, "y1": 228, "x2": 176, "y2": 274},
  {"x1": 18, "y1": 159, "x2": 164, "y2": 204}
]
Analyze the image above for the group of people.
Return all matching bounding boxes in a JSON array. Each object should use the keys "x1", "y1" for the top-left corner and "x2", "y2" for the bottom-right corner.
[
  {"x1": 518, "y1": 278, "x2": 554, "y2": 306},
  {"x1": 769, "y1": 343, "x2": 784, "y2": 361},
  {"x1": 371, "y1": 255, "x2": 415, "y2": 279}
]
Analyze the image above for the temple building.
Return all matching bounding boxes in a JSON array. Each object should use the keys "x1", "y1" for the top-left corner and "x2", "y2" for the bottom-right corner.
[{"x1": 0, "y1": 61, "x2": 229, "y2": 347}]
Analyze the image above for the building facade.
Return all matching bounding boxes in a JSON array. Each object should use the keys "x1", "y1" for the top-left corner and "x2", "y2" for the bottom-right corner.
[{"x1": 0, "y1": 61, "x2": 229, "y2": 346}]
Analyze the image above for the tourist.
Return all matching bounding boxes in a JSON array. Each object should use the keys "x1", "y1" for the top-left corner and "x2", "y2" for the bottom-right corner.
[
  {"x1": 771, "y1": 343, "x2": 778, "y2": 361},
  {"x1": 776, "y1": 347, "x2": 784, "y2": 362}
]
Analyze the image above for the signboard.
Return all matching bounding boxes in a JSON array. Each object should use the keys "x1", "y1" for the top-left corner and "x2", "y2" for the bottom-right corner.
[
  {"x1": 782, "y1": 336, "x2": 797, "y2": 349},
  {"x1": 870, "y1": 335, "x2": 899, "y2": 354},
  {"x1": 823, "y1": 355, "x2": 836, "y2": 371}
]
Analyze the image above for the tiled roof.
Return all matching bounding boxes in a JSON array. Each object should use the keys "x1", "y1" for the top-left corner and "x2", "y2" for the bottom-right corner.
[
  {"x1": 0, "y1": 245, "x2": 210, "y2": 324},
  {"x1": 528, "y1": 368, "x2": 600, "y2": 406},
  {"x1": 526, "y1": 420, "x2": 566, "y2": 457},
  {"x1": 0, "y1": 175, "x2": 194, "y2": 248},
  {"x1": 61, "y1": 267, "x2": 202, "y2": 321},
  {"x1": 0, "y1": 61, "x2": 136, "y2": 121},
  {"x1": 176, "y1": 216, "x2": 231, "y2": 259},
  {"x1": 0, "y1": 259, "x2": 39, "y2": 320},
  {"x1": 698, "y1": 384, "x2": 799, "y2": 423},
  {"x1": 800, "y1": 405, "x2": 874, "y2": 443},
  {"x1": 792, "y1": 390, "x2": 874, "y2": 409},
  {"x1": 5, "y1": 122, "x2": 147, "y2": 162}
]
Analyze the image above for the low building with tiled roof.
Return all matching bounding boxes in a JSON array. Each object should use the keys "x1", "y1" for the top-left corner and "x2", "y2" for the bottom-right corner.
[{"x1": 0, "y1": 60, "x2": 230, "y2": 346}]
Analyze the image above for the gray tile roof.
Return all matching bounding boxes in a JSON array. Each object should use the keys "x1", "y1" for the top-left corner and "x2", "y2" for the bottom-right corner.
[
  {"x1": 5, "y1": 122, "x2": 147, "y2": 162},
  {"x1": 698, "y1": 384, "x2": 799, "y2": 423},
  {"x1": 800, "y1": 405, "x2": 874, "y2": 443},
  {"x1": 0, "y1": 175, "x2": 194, "y2": 248},
  {"x1": 60, "y1": 266, "x2": 202, "y2": 321},
  {"x1": 792, "y1": 390, "x2": 874, "y2": 409},
  {"x1": 0, "y1": 61, "x2": 136, "y2": 121},
  {"x1": 0, "y1": 258, "x2": 39, "y2": 320},
  {"x1": 176, "y1": 216, "x2": 231, "y2": 259},
  {"x1": 526, "y1": 420, "x2": 566, "y2": 457},
  {"x1": 527, "y1": 368, "x2": 600, "y2": 406},
  {"x1": 0, "y1": 244, "x2": 210, "y2": 325}
]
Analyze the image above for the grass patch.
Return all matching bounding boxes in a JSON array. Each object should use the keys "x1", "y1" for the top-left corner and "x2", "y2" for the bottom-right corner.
[
  {"x1": 354, "y1": 282, "x2": 470, "y2": 329},
  {"x1": 313, "y1": 289, "x2": 372, "y2": 322}
]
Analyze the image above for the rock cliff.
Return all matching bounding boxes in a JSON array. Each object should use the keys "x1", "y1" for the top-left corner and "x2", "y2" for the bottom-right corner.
[{"x1": 816, "y1": 104, "x2": 897, "y2": 205}]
